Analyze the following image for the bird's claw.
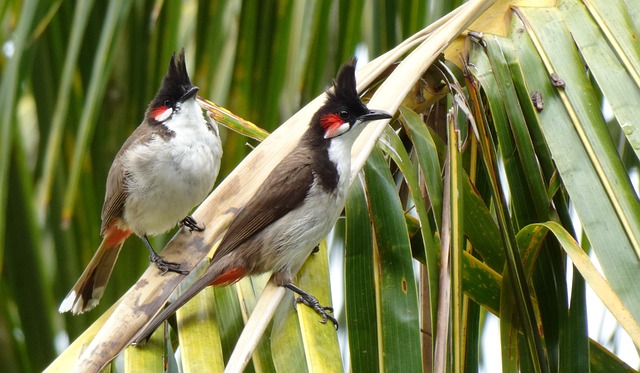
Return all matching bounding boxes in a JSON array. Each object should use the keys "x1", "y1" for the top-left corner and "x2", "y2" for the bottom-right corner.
[
  {"x1": 294, "y1": 294, "x2": 339, "y2": 330},
  {"x1": 180, "y1": 215, "x2": 205, "y2": 232},
  {"x1": 149, "y1": 254, "x2": 189, "y2": 275}
]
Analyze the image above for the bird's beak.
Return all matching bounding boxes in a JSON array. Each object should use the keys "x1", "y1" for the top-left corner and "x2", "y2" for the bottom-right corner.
[
  {"x1": 180, "y1": 86, "x2": 200, "y2": 102},
  {"x1": 357, "y1": 109, "x2": 393, "y2": 123}
]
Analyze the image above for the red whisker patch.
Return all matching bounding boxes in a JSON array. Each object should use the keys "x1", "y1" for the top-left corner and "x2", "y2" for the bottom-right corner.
[
  {"x1": 320, "y1": 113, "x2": 348, "y2": 138},
  {"x1": 151, "y1": 106, "x2": 173, "y2": 122},
  {"x1": 320, "y1": 113, "x2": 342, "y2": 132}
]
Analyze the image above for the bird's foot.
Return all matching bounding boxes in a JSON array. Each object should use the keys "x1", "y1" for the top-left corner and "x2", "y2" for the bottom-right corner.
[
  {"x1": 149, "y1": 252, "x2": 189, "y2": 275},
  {"x1": 311, "y1": 245, "x2": 320, "y2": 254},
  {"x1": 284, "y1": 282, "x2": 338, "y2": 329},
  {"x1": 180, "y1": 215, "x2": 205, "y2": 232},
  {"x1": 295, "y1": 294, "x2": 338, "y2": 329}
]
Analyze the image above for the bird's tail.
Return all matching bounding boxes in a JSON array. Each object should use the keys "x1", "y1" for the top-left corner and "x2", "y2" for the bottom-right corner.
[
  {"x1": 59, "y1": 229, "x2": 129, "y2": 314},
  {"x1": 131, "y1": 264, "x2": 246, "y2": 344}
]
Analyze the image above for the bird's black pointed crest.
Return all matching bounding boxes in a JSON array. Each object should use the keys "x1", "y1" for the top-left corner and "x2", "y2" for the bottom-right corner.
[
  {"x1": 148, "y1": 49, "x2": 193, "y2": 113},
  {"x1": 313, "y1": 58, "x2": 369, "y2": 137},
  {"x1": 326, "y1": 58, "x2": 361, "y2": 109},
  {"x1": 305, "y1": 58, "x2": 371, "y2": 141},
  {"x1": 327, "y1": 58, "x2": 369, "y2": 120}
]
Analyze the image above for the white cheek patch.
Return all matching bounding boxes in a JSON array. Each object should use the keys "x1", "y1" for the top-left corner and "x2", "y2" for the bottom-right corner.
[
  {"x1": 324, "y1": 122, "x2": 350, "y2": 139},
  {"x1": 154, "y1": 107, "x2": 173, "y2": 122}
]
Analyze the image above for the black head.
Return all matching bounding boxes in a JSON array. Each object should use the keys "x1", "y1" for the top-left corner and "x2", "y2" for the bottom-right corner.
[
  {"x1": 314, "y1": 58, "x2": 392, "y2": 139},
  {"x1": 146, "y1": 49, "x2": 199, "y2": 123}
]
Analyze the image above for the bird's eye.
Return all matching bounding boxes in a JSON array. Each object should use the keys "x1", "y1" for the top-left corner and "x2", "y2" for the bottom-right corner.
[
  {"x1": 338, "y1": 110, "x2": 349, "y2": 119},
  {"x1": 163, "y1": 99, "x2": 172, "y2": 107}
]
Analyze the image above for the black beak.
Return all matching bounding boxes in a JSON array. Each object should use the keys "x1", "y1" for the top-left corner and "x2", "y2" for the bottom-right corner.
[
  {"x1": 180, "y1": 86, "x2": 200, "y2": 102},
  {"x1": 357, "y1": 109, "x2": 393, "y2": 122}
]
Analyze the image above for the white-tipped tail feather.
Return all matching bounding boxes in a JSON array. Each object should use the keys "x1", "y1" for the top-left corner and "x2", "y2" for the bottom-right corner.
[
  {"x1": 58, "y1": 291, "x2": 77, "y2": 313},
  {"x1": 58, "y1": 289, "x2": 102, "y2": 314},
  {"x1": 58, "y1": 239, "x2": 124, "y2": 314}
]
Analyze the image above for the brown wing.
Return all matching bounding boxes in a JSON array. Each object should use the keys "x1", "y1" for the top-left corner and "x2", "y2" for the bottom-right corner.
[
  {"x1": 100, "y1": 122, "x2": 162, "y2": 234},
  {"x1": 212, "y1": 150, "x2": 314, "y2": 261},
  {"x1": 100, "y1": 161, "x2": 128, "y2": 235}
]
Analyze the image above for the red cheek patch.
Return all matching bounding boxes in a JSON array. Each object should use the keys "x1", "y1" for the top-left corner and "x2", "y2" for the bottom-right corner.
[
  {"x1": 151, "y1": 106, "x2": 173, "y2": 122},
  {"x1": 320, "y1": 113, "x2": 348, "y2": 138}
]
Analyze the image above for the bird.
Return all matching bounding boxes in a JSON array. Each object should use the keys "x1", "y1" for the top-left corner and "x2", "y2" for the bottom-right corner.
[
  {"x1": 132, "y1": 58, "x2": 391, "y2": 343},
  {"x1": 59, "y1": 50, "x2": 222, "y2": 315}
]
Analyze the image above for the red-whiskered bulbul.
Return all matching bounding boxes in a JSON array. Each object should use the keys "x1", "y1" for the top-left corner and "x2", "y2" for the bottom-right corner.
[
  {"x1": 59, "y1": 50, "x2": 222, "y2": 314},
  {"x1": 132, "y1": 59, "x2": 391, "y2": 342}
]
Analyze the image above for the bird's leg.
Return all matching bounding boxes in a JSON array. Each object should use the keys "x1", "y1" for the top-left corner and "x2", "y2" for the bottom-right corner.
[
  {"x1": 180, "y1": 215, "x2": 205, "y2": 232},
  {"x1": 284, "y1": 282, "x2": 338, "y2": 329},
  {"x1": 142, "y1": 235, "x2": 189, "y2": 275}
]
